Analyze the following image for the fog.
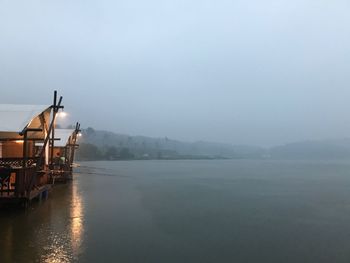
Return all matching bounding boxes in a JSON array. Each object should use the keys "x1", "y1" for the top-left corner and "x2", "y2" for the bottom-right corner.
[{"x1": 0, "y1": 0, "x2": 349, "y2": 146}]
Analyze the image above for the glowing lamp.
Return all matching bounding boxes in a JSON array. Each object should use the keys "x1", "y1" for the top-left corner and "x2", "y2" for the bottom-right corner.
[{"x1": 58, "y1": 111, "x2": 67, "y2": 118}]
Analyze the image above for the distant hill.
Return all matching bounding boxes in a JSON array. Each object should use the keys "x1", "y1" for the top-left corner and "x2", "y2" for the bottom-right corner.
[
  {"x1": 75, "y1": 127, "x2": 350, "y2": 161},
  {"x1": 269, "y1": 139, "x2": 350, "y2": 160},
  {"x1": 76, "y1": 127, "x2": 265, "y2": 160}
]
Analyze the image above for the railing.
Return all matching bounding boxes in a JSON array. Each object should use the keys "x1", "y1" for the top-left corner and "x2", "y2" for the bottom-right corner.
[
  {"x1": 49, "y1": 163, "x2": 72, "y2": 183},
  {"x1": 0, "y1": 158, "x2": 38, "y2": 168},
  {"x1": 0, "y1": 158, "x2": 47, "y2": 197},
  {"x1": 0, "y1": 167, "x2": 13, "y2": 196},
  {"x1": 15, "y1": 167, "x2": 38, "y2": 197}
]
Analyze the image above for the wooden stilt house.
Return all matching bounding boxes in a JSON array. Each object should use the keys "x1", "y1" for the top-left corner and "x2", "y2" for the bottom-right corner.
[
  {"x1": 46, "y1": 123, "x2": 80, "y2": 183},
  {"x1": 0, "y1": 91, "x2": 63, "y2": 205}
]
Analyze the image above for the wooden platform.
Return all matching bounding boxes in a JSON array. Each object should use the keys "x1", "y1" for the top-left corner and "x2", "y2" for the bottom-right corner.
[
  {"x1": 0, "y1": 184, "x2": 51, "y2": 205},
  {"x1": 50, "y1": 170, "x2": 72, "y2": 184}
]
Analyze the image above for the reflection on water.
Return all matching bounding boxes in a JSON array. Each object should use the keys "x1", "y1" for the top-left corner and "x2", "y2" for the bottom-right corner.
[
  {"x1": 1, "y1": 221, "x2": 13, "y2": 263},
  {"x1": 41, "y1": 179, "x2": 85, "y2": 263},
  {"x1": 0, "y1": 176, "x2": 85, "y2": 262},
  {"x1": 2, "y1": 160, "x2": 350, "y2": 262},
  {"x1": 71, "y1": 180, "x2": 84, "y2": 256}
]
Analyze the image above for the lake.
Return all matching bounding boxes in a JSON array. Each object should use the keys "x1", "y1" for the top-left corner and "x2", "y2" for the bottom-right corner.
[{"x1": 1, "y1": 160, "x2": 350, "y2": 262}]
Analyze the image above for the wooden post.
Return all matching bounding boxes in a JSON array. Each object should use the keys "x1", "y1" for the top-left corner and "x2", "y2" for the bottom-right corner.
[
  {"x1": 37, "y1": 91, "x2": 63, "y2": 168},
  {"x1": 50, "y1": 90, "x2": 57, "y2": 166},
  {"x1": 64, "y1": 146, "x2": 68, "y2": 164},
  {"x1": 19, "y1": 130, "x2": 28, "y2": 197},
  {"x1": 22, "y1": 131, "x2": 27, "y2": 170},
  {"x1": 70, "y1": 122, "x2": 80, "y2": 167}
]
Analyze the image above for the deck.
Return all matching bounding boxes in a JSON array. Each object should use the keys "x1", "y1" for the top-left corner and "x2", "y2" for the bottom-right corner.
[
  {"x1": 0, "y1": 184, "x2": 51, "y2": 205},
  {"x1": 50, "y1": 166, "x2": 73, "y2": 184},
  {"x1": 0, "y1": 161, "x2": 51, "y2": 206}
]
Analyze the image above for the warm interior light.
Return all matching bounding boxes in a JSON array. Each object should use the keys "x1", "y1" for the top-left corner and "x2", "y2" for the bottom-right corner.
[{"x1": 15, "y1": 140, "x2": 24, "y2": 144}]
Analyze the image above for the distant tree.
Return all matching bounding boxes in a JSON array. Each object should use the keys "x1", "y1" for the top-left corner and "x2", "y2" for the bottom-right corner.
[
  {"x1": 120, "y1": 148, "x2": 134, "y2": 159},
  {"x1": 105, "y1": 146, "x2": 118, "y2": 160},
  {"x1": 127, "y1": 136, "x2": 133, "y2": 146},
  {"x1": 76, "y1": 143, "x2": 102, "y2": 160},
  {"x1": 154, "y1": 140, "x2": 160, "y2": 149},
  {"x1": 103, "y1": 133, "x2": 110, "y2": 144},
  {"x1": 86, "y1": 127, "x2": 96, "y2": 136}
]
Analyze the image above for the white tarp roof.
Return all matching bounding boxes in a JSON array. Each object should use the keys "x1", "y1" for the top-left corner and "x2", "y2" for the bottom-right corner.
[
  {"x1": 0, "y1": 104, "x2": 51, "y2": 133},
  {"x1": 54, "y1": 129, "x2": 75, "y2": 147},
  {"x1": 36, "y1": 129, "x2": 74, "y2": 147}
]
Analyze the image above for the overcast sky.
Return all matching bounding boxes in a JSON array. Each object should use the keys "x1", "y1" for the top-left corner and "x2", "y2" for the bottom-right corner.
[{"x1": 0, "y1": 0, "x2": 349, "y2": 146}]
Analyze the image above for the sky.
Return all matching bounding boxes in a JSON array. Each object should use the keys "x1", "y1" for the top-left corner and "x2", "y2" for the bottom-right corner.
[{"x1": 0, "y1": 0, "x2": 350, "y2": 146}]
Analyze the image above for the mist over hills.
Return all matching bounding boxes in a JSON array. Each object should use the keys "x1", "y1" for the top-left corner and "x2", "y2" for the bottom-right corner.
[
  {"x1": 75, "y1": 127, "x2": 350, "y2": 161},
  {"x1": 270, "y1": 139, "x2": 350, "y2": 160},
  {"x1": 76, "y1": 128, "x2": 265, "y2": 160}
]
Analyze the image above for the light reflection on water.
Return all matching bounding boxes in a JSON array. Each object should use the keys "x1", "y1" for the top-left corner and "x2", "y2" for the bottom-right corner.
[
  {"x1": 71, "y1": 180, "x2": 84, "y2": 256},
  {"x1": 1, "y1": 221, "x2": 13, "y2": 262},
  {"x1": 41, "y1": 180, "x2": 85, "y2": 263},
  {"x1": 0, "y1": 176, "x2": 85, "y2": 263},
  {"x1": 2, "y1": 160, "x2": 350, "y2": 262}
]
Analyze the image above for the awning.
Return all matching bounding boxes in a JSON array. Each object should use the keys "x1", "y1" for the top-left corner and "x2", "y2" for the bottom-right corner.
[
  {"x1": 0, "y1": 104, "x2": 51, "y2": 139},
  {"x1": 53, "y1": 129, "x2": 75, "y2": 147},
  {"x1": 36, "y1": 129, "x2": 75, "y2": 147}
]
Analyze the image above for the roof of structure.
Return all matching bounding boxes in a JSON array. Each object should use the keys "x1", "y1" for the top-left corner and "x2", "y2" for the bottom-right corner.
[
  {"x1": 0, "y1": 104, "x2": 51, "y2": 133},
  {"x1": 54, "y1": 129, "x2": 75, "y2": 147}
]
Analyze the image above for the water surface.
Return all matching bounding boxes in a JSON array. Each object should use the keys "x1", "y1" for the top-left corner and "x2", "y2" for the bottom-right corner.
[{"x1": 1, "y1": 160, "x2": 350, "y2": 262}]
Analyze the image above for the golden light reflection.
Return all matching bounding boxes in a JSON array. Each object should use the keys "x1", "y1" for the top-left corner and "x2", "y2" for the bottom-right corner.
[
  {"x1": 42, "y1": 239, "x2": 71, "y2": 263},
  {"x1": 70, "y1": 181, "x2": 84, "y2": 255},
  {"x1": 41, "y1": 181, "x2": 85, "y2": 263}
]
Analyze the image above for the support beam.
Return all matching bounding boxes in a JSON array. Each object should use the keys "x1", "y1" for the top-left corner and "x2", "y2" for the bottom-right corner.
[{"x1": 37, "y1": 90, "x2": 64, "y2": 168}]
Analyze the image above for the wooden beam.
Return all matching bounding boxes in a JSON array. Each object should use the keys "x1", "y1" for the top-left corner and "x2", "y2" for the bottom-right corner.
[{"x1": 37, "y1": 91, "x2": 63, "y2": 167}]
